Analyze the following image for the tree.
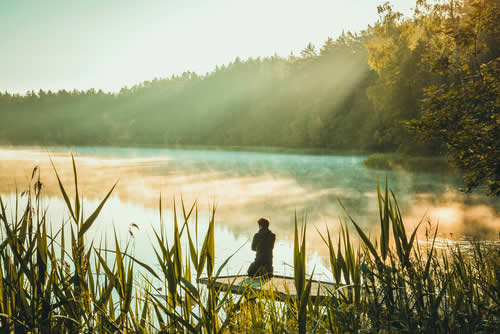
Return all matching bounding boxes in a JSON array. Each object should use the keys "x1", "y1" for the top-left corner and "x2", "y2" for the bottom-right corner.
[
  {"x1": 365, "y1": 3, "x2": 434, "y2": 152},
  {"x1": 408, "y1": 0, "x2": 500, "y2": 195}
]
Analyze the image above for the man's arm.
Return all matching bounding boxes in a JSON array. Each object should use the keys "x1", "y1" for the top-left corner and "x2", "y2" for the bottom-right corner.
[{"x1": 251, "y1": 233, "x2": 258, "y2": 251}]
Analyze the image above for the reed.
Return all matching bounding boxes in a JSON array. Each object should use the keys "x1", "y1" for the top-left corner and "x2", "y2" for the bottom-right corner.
[{"x1": 0, "y1": 160, "x2": 498, "y2": 333}]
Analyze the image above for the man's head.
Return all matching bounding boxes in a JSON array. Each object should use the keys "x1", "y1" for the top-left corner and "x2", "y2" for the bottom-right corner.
[{"x1": 258, "y1": 217, "x2": 270, "y2": 229}]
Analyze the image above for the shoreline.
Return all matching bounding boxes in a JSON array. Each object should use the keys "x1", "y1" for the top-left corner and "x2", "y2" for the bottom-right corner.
[{"x1": 0, "y1": 142, "x2": 371, "y2": 157}]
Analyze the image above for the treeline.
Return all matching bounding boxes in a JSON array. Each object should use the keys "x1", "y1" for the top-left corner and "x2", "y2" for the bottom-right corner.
[
  {"x1": 0, "y1": 31, "x2": 387, "y2": 151},
  {"x1": 1, "y1": 0, "x2": 498, "y2": 192}
]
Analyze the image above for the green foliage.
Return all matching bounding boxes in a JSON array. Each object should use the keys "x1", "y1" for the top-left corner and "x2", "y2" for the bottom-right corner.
[
  {"x1": 337, "y1": 179, "x2": 499, "y2": 333},
  {"x1": 363, "y1": 153, "x2": 451, "y2": 172},
  {"x1": 292, "y1": 216, "x2": 315, "y2": 334},
  {"x1": 365, "y1": 0, "x2": 499, "y2": 194},
  {"x1": 410, "y1": 59, "x2": 499, "y2": 194},
  {"x1": 365, "y1": 2, "x2": 431, "y2": 153},
  {"x1": 403, "y1": 0, "x2": 500, "y2": 195}
]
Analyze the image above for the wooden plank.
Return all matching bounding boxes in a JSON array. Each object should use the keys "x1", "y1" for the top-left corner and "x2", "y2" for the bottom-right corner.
[{"x1": 198, "y1": 275, "x2": 338, "y2": 302}]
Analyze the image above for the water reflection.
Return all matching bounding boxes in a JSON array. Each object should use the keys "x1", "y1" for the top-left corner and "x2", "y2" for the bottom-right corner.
[{"x1": 0, "y1": 146, "x2": 498, "y2": 275}]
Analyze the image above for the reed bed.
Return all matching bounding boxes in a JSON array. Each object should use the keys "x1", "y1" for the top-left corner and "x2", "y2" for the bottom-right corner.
[{"x1": 0, "y1": 158, "x2": 498, "y2": 333}]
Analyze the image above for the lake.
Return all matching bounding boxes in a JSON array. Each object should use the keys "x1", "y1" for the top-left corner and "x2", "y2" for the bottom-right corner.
[{"x1": 0, "y1": 146, "x2": 498, "y2": 279}]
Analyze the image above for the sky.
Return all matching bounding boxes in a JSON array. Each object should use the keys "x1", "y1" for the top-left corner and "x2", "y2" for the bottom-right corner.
[{"x1": 0, "y1": 0, "x2": 416, "y2": 93}]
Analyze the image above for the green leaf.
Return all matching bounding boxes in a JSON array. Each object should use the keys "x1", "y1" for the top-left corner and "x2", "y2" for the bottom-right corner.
[
  {"x1": 180, "y1": 277, "x2": 200, "y2": 299},
  {"x1": 50, "y1": 157, "x2": 76, "y2": 222},
  {"x1": 79, "y1": 181, "x2": 117, "y2": 238},
  {"x1": 71, "y1": 154, "x2": 80, "y2": 223},
  {"x1": 127, "y1": 254, "x2": 160, "y2": 280},
  {"x1": 340, "y1": 200, "x2": 382, "y2": 265}
]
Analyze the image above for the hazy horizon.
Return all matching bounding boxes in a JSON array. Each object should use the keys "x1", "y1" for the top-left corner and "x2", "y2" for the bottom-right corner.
[{"x1": 1, "y1": 0, "x2": 415, "y2": 94}]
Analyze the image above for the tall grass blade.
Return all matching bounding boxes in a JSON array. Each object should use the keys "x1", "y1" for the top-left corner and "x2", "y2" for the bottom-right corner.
[
  {"x1": 79, "y1": 182, "x2": 117, "y2": 238},
  {"x1": 71, "y1": 154, "x2": 80, "y2": 222},
  {"x1": 49, "y1": 158, "x2": 76, "y2": 222},
  {"x1": 340, "y1": 200, "x2": 382, "y2": 265}
]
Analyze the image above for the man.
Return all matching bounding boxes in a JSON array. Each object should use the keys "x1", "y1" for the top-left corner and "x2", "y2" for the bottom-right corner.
[{"x1": 247, "y1": 217, "x2": 276, "y2": 278}]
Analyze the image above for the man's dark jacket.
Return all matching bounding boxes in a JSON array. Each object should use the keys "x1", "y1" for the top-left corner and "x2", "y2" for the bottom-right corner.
[{"x1": 247, "y1": 227, "x2": 276, "y2": 277}]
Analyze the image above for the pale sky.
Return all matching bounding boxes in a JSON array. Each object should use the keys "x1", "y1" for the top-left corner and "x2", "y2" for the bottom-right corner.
[{"x1": 0, "y1": 0, "x2": 415, "y2": 93}]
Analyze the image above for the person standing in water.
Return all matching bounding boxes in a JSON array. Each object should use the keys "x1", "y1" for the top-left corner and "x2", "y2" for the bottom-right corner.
[{"x1": 247, "y1": 217, "x2": 276, "y2": 278}]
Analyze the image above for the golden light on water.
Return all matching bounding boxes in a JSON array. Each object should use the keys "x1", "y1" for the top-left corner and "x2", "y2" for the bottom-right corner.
[
  {"x1": 434, "y1": 207, "x2": 460, "y2": 223},
  {"x1": 1, "y1": 147, "x2": 498, "y2": 262}
]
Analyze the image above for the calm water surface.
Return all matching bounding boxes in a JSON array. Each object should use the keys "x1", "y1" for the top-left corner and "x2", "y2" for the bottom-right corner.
[{"x1": 0, "y1": 146, "x2": 498, "y2": 279}]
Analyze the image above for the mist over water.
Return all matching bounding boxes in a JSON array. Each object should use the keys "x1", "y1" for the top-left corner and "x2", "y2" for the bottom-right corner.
[{"x1": 1, "y1": 146, "x2": 498, "y2": 277}]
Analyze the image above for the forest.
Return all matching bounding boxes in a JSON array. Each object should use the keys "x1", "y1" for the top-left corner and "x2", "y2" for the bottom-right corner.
[{"x1": 1, "y1": 0, "x2": 498, "y2": 194}]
